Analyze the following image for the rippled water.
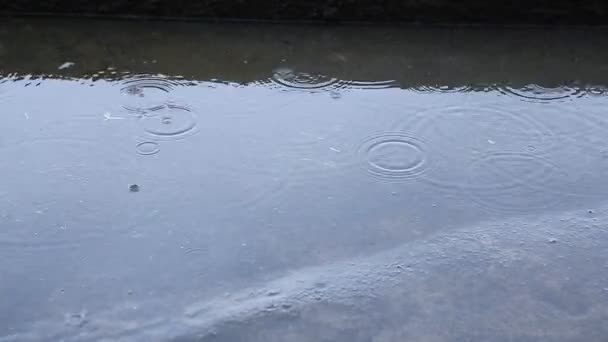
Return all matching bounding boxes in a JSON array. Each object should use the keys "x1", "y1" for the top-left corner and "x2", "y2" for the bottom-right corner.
[{"x1": 2, "y1": 18, "x2": 608, "y2": 342}]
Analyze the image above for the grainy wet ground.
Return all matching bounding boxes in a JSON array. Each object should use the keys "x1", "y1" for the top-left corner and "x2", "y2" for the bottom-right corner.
[{"x1": 1, "y1": 18, "x2": 608, "y2": 341}]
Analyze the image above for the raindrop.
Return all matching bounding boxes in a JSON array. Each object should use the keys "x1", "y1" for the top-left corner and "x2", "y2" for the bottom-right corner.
[
  {"x1": 140, "y1": 104, "x2": 198, "y2": 140},
  {"x1": 135, "y1": 141, "x2": 160, "y2": 156}
]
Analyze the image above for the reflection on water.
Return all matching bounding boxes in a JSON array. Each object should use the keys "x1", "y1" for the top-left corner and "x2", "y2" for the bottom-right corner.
[{"x1": 1, "y1": 17, "x2": 608, "y2": 342}]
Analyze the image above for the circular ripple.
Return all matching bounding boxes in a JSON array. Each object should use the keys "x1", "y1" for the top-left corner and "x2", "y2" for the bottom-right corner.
[
  {"x1": 135, "y1": 141, "x2": 160, "y2": 155},
  {"x1": 140, "y1": 104, "x2": 198, "y2": 140},
  {"x1": 493, "y1": 84, "x2": 585, "y2": 103},
  {"x1": 119, "y1": 74, "x2": 185, "y2": 113},
  {"x1": 393, "y1": 105, "x2": 556, "y2": 191},
  {"x1": 268, "y1": 68, "x2": 348, "y2": 92},
  {"x1": 358, "y1": 133, "x2": 429, "y2": 182},
  {"x1": 465, "y1": 152, "x2": 564, "y2": 213},
  {"x1": 585, "y1": 86, "x2": 608, "y2": 97},
  {"x1": 411, "y1": 84, "x2": 474, "y2": 94}
]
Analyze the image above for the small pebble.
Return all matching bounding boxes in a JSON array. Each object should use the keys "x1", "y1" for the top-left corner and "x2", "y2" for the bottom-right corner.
[{"x1": 129, "y1": 184, "x2": 140, "y2": 192}]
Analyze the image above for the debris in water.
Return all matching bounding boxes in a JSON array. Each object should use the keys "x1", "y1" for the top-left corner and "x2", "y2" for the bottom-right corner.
[
  {"x1": 588, "y1": 209, "x2": 594, "y2": 214},
  {"x1": 488, "y1": 139, "x2": 496, "y2": 145},
  {"x1": 58, "y1": 62, "x2": 75, "y2": 70},
  {"x1": 129, "y1": 184, "x2": 140, "y2": 192},
  {"x1": 548, "y1": 238, "x2": 558, "y2": 244},
  {"x1": 329, "y1": 147, "x2": 341, "y2": 153}
]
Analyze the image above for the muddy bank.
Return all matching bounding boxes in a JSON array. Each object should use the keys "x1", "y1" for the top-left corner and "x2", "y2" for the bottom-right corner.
[
  {"x1": 4, "y1": 204, "x2": 608, "y2": 342},
  {"x1": 1, "y1": 0, "x2": 607, "y2": 24}
]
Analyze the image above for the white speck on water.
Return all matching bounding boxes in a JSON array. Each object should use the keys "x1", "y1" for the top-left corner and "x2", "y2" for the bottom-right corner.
[
  {"x1": 23, "y1": 112, "x2": 29, "y2": 120},
  {"x1": 58, "y1": 62, "x2": 75, "y2": 70},
  {"x1": 103, "y1": 112, "x2": 125, "y2": 121},
  {"x1": 329, "y1": 147, "x2": 341, "y2": 153},
  {"x1": 241, "y1": 243, "x2": 247, "y2": 247},
  {"x1": 488, "y1": 139, "x2": 496, "y2": 145}
]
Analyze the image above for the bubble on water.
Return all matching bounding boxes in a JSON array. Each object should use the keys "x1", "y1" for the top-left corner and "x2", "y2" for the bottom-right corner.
[
  {"x1": 358, "y1": 133, "x2": 430, "y2": 182},
  {"x1": 140, "y1": 104, "x2": 198, "y2": 140},
  {"x1": 135, "y1": 141, "x2": 160, "y2": 156},
  {"x1": 493, "y1": 84, "x2": 585, "y2": 103}
]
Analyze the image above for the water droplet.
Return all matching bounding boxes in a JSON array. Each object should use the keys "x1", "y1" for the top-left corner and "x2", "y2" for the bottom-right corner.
[
  {"x1": 140, "y1": 104, "x2": 197, "y2": 140},
  {"x1": 358, "y1": 133, "x2": 430, "y2": 182},
  {"x1": 135, "y1": 141, "x2": 160, "y2": 156}
]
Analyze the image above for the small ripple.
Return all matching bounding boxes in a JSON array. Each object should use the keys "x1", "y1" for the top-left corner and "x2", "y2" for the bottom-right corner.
[
  {"x1": 357, "y1": 133, "x2": 430, "y2": 182},
  {"x1": 493, "y1": 84, "x2": 585, "y2": 103},
  {"x1": 411, "y1": 84, "x2": 474, "y2": 94},
  {"x1": 585, "y1": 85, "x2": 608, "y2": 97},
  {"x1": 139, "y1": 104, "x2": 198, "y2": 140},
  {"x1": 393, "y1": 105, "x2": 555, "y2": 191},
  {"x1": 261, "y1": 67, "x2": 396, "y2": 93},
  {"x1": 118, "y1": 74, "x2": 186, "y2": 113},
  {"x1": 135, "y1": 141, "x2": 160, "y2": 156},
  {"x1": 464, "y1": 152, "x2": 564, "y2": 213},
  {"x1": 269, "y1": 68, "x2": 348, "y2": 92}
]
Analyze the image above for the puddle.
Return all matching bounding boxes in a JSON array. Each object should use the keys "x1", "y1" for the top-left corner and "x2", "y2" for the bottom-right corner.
[{"x1": 1, "y1": 18, "x2": 608, "y2": 341}]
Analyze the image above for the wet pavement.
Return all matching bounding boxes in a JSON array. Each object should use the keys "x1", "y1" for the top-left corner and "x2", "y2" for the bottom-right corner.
[{"x1": 1, "y1": 18, "x2": 608, "y2": 341}]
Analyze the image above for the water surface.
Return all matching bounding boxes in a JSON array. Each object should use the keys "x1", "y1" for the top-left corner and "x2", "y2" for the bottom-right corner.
[{"x1": 1, "y1": 18, "x2": 608, "y2": 341}]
